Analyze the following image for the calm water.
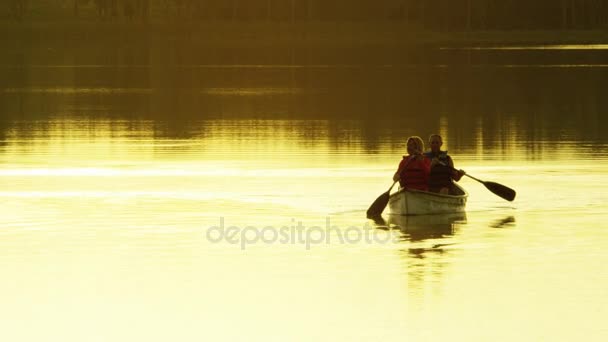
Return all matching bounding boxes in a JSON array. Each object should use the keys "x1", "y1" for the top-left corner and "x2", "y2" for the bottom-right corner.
[{"x1": 1, "y1": 40, "x2": 608, "y2": 341}]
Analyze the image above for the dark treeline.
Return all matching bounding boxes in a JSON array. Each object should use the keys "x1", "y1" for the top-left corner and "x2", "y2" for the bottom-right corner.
[{"x1": 4, "y1": 0, "x2": 608, "y2": 30}]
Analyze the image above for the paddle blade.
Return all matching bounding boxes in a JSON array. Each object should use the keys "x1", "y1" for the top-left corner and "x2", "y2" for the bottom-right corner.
[
  {"x1": 366, "y1": 191, "x2": 390, "y2": 218},
  {"x1": 483, "y1": 181, "x2": 516, "y2": 201}
]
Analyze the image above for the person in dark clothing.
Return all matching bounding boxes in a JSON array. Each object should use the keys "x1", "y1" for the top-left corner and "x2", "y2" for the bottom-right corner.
[{"x1": 425, "y1": 134, "x2": 465, "y2": 194}]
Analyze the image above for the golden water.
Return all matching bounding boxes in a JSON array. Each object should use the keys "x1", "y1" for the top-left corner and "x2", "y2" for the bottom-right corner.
[
  {"x1": 0, "y1": 117, "x2": 606, "y2": 341},
  {"x1": 1, "y1": 41, "x2": 608, "y2": 341}
]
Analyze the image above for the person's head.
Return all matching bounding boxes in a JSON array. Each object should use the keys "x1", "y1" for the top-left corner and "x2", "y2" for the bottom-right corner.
[
  {"x1": 429, "y1": 134, "x2": 443, "y2": 153},
  {"x1": 406, "y1": 136, "x2": 424, "y2": 156}
]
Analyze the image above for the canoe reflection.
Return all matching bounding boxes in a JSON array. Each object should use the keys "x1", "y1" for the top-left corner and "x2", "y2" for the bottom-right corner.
[{"x1": 388, "y1": 213, "x2": 467, "y2": 242}]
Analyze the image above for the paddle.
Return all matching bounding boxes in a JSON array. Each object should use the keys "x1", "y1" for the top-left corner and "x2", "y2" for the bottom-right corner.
[
  {"x1": 463, "y1": 173, "x2": 516, "y2": 201},
  {"x1": 367, "y1": 155, "x2": 417, "y2": 218},
  {"x1": 439, "y1": 161, "x2": 516, "y2": 201},
  {"x1": 366, "y1": 181, "x2": 398, "y2": 218}
]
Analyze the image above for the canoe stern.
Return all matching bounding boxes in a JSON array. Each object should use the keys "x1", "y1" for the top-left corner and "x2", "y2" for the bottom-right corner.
[{"x1": 388, "y1": 185, "x2": 468, "y2": 215}]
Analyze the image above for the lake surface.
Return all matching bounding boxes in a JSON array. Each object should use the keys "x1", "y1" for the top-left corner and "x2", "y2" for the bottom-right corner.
[{"x1": 1, "y1": 38, "x2": 608, "y2": 341}]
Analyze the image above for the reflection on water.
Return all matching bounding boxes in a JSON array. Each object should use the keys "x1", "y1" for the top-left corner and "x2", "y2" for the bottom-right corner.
[
  {"x1": 1, "y1": 118, "x2": 607, "y2": 341},
  {"x1": 2, "y1": 40, "x2": 607, "y2": 157},
  {"x1": 369, "y1": 212, "x2": 466, "y2": 243},
  {"x1": 450, "y1": 44, "x2": 608, "y2": 50},
  {"x1": 1, "y1": 40, "x2": 608, "y2": 341},
  {"x1": 1, "y1": 87, "x2": 153, "y2": 94},
  {"x1": 389, "y1": 212, "x2": 466, "y2": 242},
  {"x1": 490, "y1": 215, "x2": 516, "y2": 229}
]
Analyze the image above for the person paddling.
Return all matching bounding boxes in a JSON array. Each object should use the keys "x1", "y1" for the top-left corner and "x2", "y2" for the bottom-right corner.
[
  {"x1": 393, "y1": 136, "x2": 431, "y2": 191},
  {"x1": 425, "y1": 134, "x2": 465, "y2": 194}
]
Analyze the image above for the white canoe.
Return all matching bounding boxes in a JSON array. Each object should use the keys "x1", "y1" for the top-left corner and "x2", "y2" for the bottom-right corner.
[{"x1": 388, "y1": 183, "x2": 468, "y2": 215}]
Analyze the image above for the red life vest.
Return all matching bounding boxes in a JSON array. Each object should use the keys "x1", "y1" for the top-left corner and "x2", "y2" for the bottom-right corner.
[{"x1": 398, "y1": 156, "x2": 431, "y2": 191}]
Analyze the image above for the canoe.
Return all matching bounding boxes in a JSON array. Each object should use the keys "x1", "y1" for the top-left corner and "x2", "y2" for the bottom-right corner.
[{"x1": 388, "y1": 183, "x2": 468, "y2": 215}]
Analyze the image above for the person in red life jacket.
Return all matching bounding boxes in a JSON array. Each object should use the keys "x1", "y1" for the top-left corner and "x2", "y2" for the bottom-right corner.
[
  {"x1": 392, "y1": 136, "x2": 431, "y2": 191},
  {"x1": 424, "y1": 134, "x2": 466, "y2": 194}
]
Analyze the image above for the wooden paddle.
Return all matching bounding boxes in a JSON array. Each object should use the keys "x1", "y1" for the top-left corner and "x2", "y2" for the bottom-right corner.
[
  {"x1": 439, "y1": 161, "x2": 516, "y2": 201},
  {"x1": 366, "y1": 181, "x2": 397, "y2": 218}
]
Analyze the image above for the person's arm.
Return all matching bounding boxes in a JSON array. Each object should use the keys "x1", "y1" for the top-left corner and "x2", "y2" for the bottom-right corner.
[
  {"x1": 449, "y1": 156, "x2": 466, "y2": 181},
  {"x1": 392, "y1": 171, "x2": 400, "y2": 182}
]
